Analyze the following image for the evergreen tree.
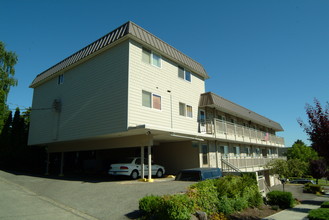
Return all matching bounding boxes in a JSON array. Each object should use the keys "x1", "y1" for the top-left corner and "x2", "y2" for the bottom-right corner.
[
  {"x1": 0, "y1": 42, "x2": 18, "y2": 131},
  {"x1": 0, "y1": 111, "x2": 12, "y2": 155}
]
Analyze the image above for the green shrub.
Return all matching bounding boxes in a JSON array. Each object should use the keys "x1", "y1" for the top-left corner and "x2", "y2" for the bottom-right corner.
[
  {"x1": 162, "y1": 194, "x2": 194, "y2": 220},
  {"x1": 321, "y1": 202, "x2": 329, "y2": 208},
  {"x1": 215, "y1": 175, "x2": 242, "y2": 198},
  {"x1": 242, "y1": 184, "x2": 263, "y2": 207},
  {"x1": 304, "y1": 184, "x2": 324, "y2": 194},
  {"x1": 217, "y1": 196, "x2": 235, "y2": 215},
  {"x1": 188, "y1": 180, "x2": 219, "y2": 215},
  {"x1": 139, "y1": 195, "x2": 163, "y2": 217},
  {"x1": 308, "y1": 208, "x2": 329, "y2": 220},
  {"x1": 232, "y1": 196, "x2": 248, "y2": 211},
  {"x1": 266, "y1": 191, "x2": 294, "y2": 209}
]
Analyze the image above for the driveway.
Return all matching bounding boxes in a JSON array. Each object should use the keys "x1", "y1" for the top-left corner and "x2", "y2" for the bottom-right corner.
[{"x1": 0, "y1": 170, "x2": 193, "y2": 220}]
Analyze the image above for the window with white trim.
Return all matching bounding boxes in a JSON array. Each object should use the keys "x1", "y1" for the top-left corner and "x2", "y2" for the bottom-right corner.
[
  {"x1": 178, "y1": 66, "x2": 191, "y2": 82},
  {"x1": 58, "y1": 74, "x2": 64, "y2": 85},
  {"x1": 179, "y1": 102, "x2": 193, "y2": 118},
  {"x1": 142, "y1": 90, "x2": 161, "y2": 110},
  {"x1": 142, "y1": 48, "x2": 161, "y2": 67}
]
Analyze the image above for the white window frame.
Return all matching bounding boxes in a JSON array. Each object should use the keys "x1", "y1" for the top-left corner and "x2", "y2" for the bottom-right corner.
[
  {"x1": 58, "y1": 74, "x2": 64, "y2": 85},
  {"x1": 142, "y1": 47, "x2": 162, "y2": 68},
  {"x1": 142, "y1": 90, "x2": 161, "y2": 110},
  {"x1": 178, "y1": 66, "x2": 192, "y2": 82},
  {"x1": 179, "y1": 102, "x2": 193, "y2": 118}
]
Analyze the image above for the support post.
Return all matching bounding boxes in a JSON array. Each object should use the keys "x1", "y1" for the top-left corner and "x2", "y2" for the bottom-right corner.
[
  {"x1": 45, "y1": 151, "x2": 50, "y2": 175},
  {"x1": 141, "y1": 146, "x2": 145, "y2": 179},
  {"x1": 148, "y1": 145, "x2": 152, "y2": 181},
  {"x1": 59, "y1": 152, "x2": 64, "y2": 176}
]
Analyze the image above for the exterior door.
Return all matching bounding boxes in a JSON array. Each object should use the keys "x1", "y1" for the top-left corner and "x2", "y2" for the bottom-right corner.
[{"x1": 199, "y1": 110, "x2": 206, "y2": 133}]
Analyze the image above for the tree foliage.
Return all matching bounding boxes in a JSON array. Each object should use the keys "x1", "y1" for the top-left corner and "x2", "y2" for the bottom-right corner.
[
  {"x1": 310, "y1": 159, "x2": 328, "y2": 184},
  {"x1": 0, "y1": 41, "x2": 18, "y2": 131},
  {"x1": 287, "y1": 139, "x2": 318, "y2": 162},
  {"x1": 266, "y1": 158, "x2": 308, "y2": 178},
  {"x1": 298, "y1": 99, "x2": 329, "y2": 164}
]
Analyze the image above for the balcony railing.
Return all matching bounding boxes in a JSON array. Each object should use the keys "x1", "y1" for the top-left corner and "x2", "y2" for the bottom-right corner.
[
  {"x1": 222, "y1": 156, "x2": 287, "y2": 171},
  {"x1": 199, "y1": 119, "x2": 285, "y2": 147}
]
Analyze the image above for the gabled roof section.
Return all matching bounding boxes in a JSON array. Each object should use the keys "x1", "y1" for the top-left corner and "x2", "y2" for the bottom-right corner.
[
  {"x1": 199, "y1": 92, "x2": 284, "y2": 131},
  {"x1": 30, "y1": 21, "x2": 208, "y2": 88}
]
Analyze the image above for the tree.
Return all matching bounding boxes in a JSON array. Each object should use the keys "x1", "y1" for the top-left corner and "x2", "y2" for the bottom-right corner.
[
  {"x1": 298, "y1": 99, "x2": 329, "y2": 164},
  {"x1": 0, "y1": 41, "x2": 18, "y2": 132},
  {"x1": 266, "y1": 159, "x2": 289, "y2": 191},
  {"x1": 266, "y1": 158, "x2": 308, "y2": 191},
  {"x1": 310, "y1": 159, "x2": 327, "y2": 184},
  {"x1": 286, "y1": 139, "x2": 318, "y2": 162},
  {"x1": 0, "y1": 111, "x2": 12, "y2": 154}
]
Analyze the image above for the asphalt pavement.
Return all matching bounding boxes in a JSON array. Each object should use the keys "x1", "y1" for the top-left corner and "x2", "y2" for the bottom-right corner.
[{"x1": 0, "y1": 170, "x2": 193, "y2": 220}]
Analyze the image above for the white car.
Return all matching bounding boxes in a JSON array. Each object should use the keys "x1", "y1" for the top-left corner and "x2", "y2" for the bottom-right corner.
[{"x1": 108, "y1": 157, "x2": 165, "y2": 179}]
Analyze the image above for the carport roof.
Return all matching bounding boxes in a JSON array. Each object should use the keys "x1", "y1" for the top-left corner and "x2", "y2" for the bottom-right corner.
[
  {"x1": 199, "y1": 92, "x2": 284, "y2": 131},
  {"x1": 30, "y1": 21, "x2": 208, "y2": 88}
]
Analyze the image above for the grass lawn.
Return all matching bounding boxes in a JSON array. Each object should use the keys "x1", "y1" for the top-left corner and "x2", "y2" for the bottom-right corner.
[{"x1": 316, "y1": 179, "x2": 329, "y2": 186}]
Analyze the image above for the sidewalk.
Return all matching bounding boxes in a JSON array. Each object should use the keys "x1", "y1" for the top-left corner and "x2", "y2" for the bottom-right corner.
[{"x1": 263, "y1": 184, "x2": 329, "y2": 220}]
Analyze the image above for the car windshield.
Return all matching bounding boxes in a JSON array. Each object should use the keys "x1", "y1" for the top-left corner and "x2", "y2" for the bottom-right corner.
[{"x1": 119, "y1": 158, "x2": 136, "y2": 163}]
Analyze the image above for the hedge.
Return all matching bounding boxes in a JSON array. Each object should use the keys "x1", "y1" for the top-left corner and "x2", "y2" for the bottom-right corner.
[
  {"x1": 308, "y1": 208, "x2": 329, "y2": 220},
  {"x1": 266, "y1": 191, "x2": 294, "y2": 209}
]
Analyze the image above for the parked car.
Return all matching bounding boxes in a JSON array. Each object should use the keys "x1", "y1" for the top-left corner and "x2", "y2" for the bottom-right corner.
[
  {"x1": 108, "y1": 157, "x2": 165, "y2": 179},
  {"x1": 175, "y1": 168, "x2": 222, "y2": 181},
  {"x1": 289, "y1": 179, "x2": 316, "y2": 184}
]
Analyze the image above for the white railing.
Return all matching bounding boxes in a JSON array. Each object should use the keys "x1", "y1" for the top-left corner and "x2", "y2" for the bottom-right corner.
[
  {"x1": 201, "y1": 119, "x2": 285, "y2": 147},
  {"x1": 222, "y1": 156, "x2": 287, "y2": 171}
]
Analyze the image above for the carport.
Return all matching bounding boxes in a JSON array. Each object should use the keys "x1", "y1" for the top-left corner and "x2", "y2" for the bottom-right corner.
[{"x1": 45, "y1": 127, "x2": 205, "y2": 181}]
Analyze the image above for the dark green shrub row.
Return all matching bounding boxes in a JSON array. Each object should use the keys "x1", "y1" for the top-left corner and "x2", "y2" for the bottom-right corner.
[
  {"x1": 304, "y1": 184, "x2": 324, "y2": 194},
  {"x1": 289, "y1": 176, "x2": 313, "y2": 180},
  {"x1": 139, "y1": 194, "x2": 193, "y2": 220},
  {"x1": 266, "y1": 191, "x2": 294, "y2": 209},
  {"x1": 321, "y1": 202, "x2": 329, "y2": 208},
  {"x1": 139, "y1": 175, "x2": 262, "y2": 219},
  {"x1": 308, "y1": 208, "x2": 329, "y2": 220}
]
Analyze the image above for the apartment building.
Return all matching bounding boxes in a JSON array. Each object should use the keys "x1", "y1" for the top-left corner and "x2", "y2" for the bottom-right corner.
[{"x1": 28, "y1": 21, "x2": 285, "y2": 184}]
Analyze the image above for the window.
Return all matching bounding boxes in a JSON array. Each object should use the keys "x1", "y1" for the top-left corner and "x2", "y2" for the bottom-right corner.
[
  {"x1": 142, "y1": 48, "x2": 161, "y2": 67},
  {"x1": 152, "y1": 94, "x2": 161, "y2": 110},
  {"x1": 179, "y1": 102, "x2": 192, "y2": 118},
  {"x1": 142, "y1": 90, "x2": 161, "y2": 110},
  {"x1": 142, "y1": 91, "x2": 151, "y2": 108},
  {"x1": 58, "y1": 74, "x2": 64, "y2": 85},
  {"x1": 178, "y1": 66, "x2": 192, "y2": 82},
  {"x1": 179, "y1": 103, "x2": 186, "y2": 116},
  {"x1": 186, "y1": 105, "x2": 193, "y2": 118},
  {"x1": 202, "y1": 145, "x2": 208, "y2": 165}
]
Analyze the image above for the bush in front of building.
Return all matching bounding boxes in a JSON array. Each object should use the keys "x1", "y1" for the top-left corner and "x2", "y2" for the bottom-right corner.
[
  {"x1": 303, "y1": 183, "x2": 324, "y2": 194},
  {"x1": 138, "y1": 175, "x2": 263, "y2": 219},
  {"x1": 266, "y1": 191, "x2": 294, "y2": 209},
  {"x1": 187, "y1": 179, "x2": 220, "y2": 215},
  {"x1": 321, "y1": 202, "x2": 329, "y2": 208},
  {"x1": 139, "y1": 194, "x2": 193, "y2": 220},
  {"x1": 308, "y1": 208, "x2": 329, "y2": 220}
]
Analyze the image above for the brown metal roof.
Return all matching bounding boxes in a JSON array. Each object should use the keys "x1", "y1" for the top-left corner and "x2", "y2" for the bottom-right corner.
[
  {"x1": 30, "y1": 21, "x2": 208, "y2": 88},
  {"x1": 199, "y1": 92, "x2": 284, "y2": 131}
]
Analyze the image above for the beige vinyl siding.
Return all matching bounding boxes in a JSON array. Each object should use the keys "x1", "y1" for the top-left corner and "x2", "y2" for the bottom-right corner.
[
  {"x1": 128, "y1": 40, "x2": 205, "y2": 133},
  {"x1": 29, "y1": 41, "x2": 129, "y2": 145}
]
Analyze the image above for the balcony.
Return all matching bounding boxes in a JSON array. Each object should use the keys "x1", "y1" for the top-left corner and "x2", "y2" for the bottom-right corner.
[
  {"x1": 221, "y1": 156, "x2": 287, "y2": 172},
  {"x1": 199, "y1": 119, "x2": 285, "y2": 147}
]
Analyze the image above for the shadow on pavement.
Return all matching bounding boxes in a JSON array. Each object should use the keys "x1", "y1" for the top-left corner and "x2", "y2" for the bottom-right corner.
[
  {"x1": 1, "y1": 168, "x2": 133, "y2": 183},
  {"x1": 125, "y1": 210, "x2": 141, "y2": 219}
]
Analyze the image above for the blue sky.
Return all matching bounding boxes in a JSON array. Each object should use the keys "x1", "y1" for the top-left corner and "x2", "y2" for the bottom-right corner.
[{"x1": 1, "y1": 0, "x2": 328, "y2": 147}]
